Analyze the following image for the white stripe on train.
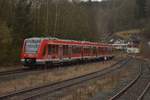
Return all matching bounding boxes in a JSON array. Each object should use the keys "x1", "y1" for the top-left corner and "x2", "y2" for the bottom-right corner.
[{"x1": 21, "y1": 55, "x2": 113, "y2": 63}]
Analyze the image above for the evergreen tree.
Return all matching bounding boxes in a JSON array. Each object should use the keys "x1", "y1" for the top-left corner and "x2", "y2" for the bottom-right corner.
[
  {"x1": 11, "y1": 0, "x2": 33, "y2": 45},
  {"x1": 136, "y1": 0, "x2": 146, "y2": 19}
]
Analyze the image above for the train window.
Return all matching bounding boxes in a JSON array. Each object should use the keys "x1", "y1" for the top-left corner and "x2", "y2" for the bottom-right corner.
[
  {"x1": 48, "y1": 45, "x2": 52, "y2": 54},
  {"x1": 63, "y1": 45, "x2": 69, "y2": 55},
  {"x1": 98, "y1": 47, "x2": 101, "y2": 52},
  {"x1": 25, "y1": 39, "x2": 41, "y2": 53},
  {"x1": 72, "y1": 46, "x2": 81, "y2": 54},
  {"x1": 54, "y1": 45, "x2": 58, "y2": 54},
  {"x1": 93, "y1": 47, "x2": 97, "y2": 54},
  {"x1": 48, "y1": 45, "x2": 58, "y2": 54},
  {"x1": 98, "y1": 47, "x2": 104, "y2": 54},
  {"x1": 102, "y1": 47, "x2": 105, "y2": 51},
  {"x1": 103, "y1": 47, "x2": 108, "y2": 53},
  {"x1": 84, "y1": 47, "x2": 91, "y2": 54},
  {"x1": 108, "y1": 47, "x2": 111, "y2": 52},
  {"x1": 103, "y1": 47, "x2": 105, "y2": 51}
]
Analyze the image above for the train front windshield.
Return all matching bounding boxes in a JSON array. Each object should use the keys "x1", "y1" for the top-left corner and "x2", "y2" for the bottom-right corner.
[{"x1": 25, "y1": 39, "x2": 41, "y2": 54}]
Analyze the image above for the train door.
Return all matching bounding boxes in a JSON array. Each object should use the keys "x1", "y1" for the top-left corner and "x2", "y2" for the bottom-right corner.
[
  {"x1": 47, "y1": 44, "x2": 59, "y2": 60},
  {"x1": 81, "y1": 46, "x2": 84, "y2": 59},
  {"x1": 104, "y1": 47, "x2": 108, "y2": 55},
  {"x1": 93, "y1": 47, "x2": 97, "y2": 57},
  {"x1": 98, "y1": 47, "x2": 102, "y2": 57},
  {"x1": 72, "y1": 46, "x2": 82, "y2": 58},
  {"x1": 58, "y1": 45, "x2": 63, "y2": 60},
  {"x1": 63, "y1": 45, "x2": 69, "y2": 59},
  {"x1": 69, "y1": 45, "x2": 72, "y2": 59},
  {"x1": 99, "y1": 47, "x2": 105, "y2": 57}
]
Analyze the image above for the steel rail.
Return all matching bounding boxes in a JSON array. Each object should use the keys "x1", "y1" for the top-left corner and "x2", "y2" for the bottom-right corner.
[
  {"x1": 0, "y1": 69, "x2": 26, "y2": 76},
  {"x1": 0, "y1": 68, "x2": 46, "y2": 82},
  {"x1": 137, "y1": 82, "x2": 150, "y2": 100}
]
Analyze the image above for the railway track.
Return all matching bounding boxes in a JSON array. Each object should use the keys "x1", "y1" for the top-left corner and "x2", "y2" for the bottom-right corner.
[
  {"x1": 0, "y1": 59, "x2": 122, "y2": 82},
  {"x1": 138, "y1": 82, "x2": 150, "y2": 100},
  {"x1": 109, "y1": 63, "x2": 150, "y2": 100},
  {"x1": 0, "y1": 62, "x2": 88, "y2": 82},
  {"x1": 0, "y1": 68, "x2": 28, "y2": 76},
  {"x1": 0, "y1": 67, "x2": 52, "y2": 82},
  {"x1": 0, "y1": 59, "x2": 130, "y2": 100},
  {"x1": 142, "y1": 82, "x2": 150, "y2": 100}
]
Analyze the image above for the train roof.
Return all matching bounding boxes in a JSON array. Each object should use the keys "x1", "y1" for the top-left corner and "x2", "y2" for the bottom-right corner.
[{"x1": 25, "y1": 37, "x2": 111, "y2": 47}]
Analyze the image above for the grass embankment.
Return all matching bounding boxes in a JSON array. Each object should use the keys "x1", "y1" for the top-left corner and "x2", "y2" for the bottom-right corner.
[{"x1": 0, "y1": 60, "x2": 117, "y2": 94}]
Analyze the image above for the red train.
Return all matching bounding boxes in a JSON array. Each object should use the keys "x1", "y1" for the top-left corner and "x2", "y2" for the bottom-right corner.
[{"x1": 20, "y1": 37, "x2": 114, "y2": 67}]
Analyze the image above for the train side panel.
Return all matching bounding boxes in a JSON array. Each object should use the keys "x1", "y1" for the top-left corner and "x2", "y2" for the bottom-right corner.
[{"x1": 21, "y1": 38, "x2": 114, "y2": 67}]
